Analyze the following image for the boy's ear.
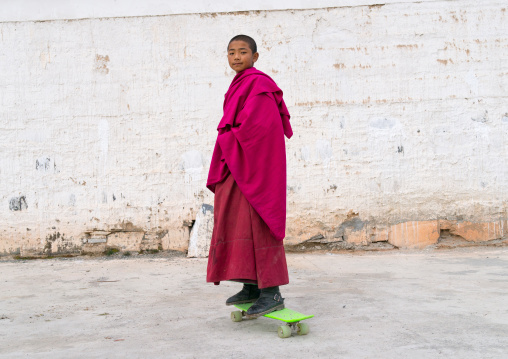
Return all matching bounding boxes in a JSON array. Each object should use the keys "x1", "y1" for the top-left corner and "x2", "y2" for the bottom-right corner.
[{"x1": 253, "y1": 52, "x2": 259, "y2": 62}]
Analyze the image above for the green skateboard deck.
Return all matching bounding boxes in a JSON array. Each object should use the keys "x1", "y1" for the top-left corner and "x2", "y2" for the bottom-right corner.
[{"x1": 231, "y1": 303, "x2": 314, "y2": 338}]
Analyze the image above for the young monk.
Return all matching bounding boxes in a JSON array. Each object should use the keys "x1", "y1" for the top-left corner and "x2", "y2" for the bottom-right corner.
[{"x1": 206, "y1": 34, "x2": 293, "y2": 317}]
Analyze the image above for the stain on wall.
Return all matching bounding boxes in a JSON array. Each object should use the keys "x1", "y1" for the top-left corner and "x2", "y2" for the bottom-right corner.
[
  {"x1": 9, "y1": 196, "x2": 28, "y2": 211},
  {"x1": 94, "y1": 54, "x2": 110, "y2": 74}
]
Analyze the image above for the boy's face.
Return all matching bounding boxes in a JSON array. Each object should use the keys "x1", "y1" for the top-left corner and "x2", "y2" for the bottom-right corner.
[{"x1": 227, "y1": 40, "x2": 259, "y2": 73}]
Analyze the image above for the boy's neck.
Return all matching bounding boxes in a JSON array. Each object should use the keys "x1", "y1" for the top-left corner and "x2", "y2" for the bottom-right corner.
[{"x1": 237, "y1": 66, "x2": 256, "y2": 74}]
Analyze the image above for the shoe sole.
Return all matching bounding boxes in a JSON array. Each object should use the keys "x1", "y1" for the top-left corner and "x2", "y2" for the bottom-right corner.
[
  {"x1": 225, "y1": 298, "x2": 259, "y2": 306},
  {"x1": 245, "y1": 303, "x2": 285, "y2": 319}
]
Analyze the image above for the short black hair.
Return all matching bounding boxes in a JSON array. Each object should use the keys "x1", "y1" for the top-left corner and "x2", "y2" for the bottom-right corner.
[{"x1": 228, "y1": 35, "x2": 257, "y2": 54}]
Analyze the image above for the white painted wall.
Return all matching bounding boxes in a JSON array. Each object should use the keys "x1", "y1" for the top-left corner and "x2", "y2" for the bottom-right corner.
[
  {"x1": 1, "y1": 1, "x2": 507, "y2": 255},
  {"x1": 1, "y1": 0, "x2": 445, "y2": 22}
]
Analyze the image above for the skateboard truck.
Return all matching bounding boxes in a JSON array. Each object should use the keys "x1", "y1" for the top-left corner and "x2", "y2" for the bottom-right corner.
[{"x1": 279, "y1": 321, "x2": 310, "y2": 338}]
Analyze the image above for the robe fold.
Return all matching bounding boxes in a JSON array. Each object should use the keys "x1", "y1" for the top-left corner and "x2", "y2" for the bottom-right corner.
[
  {"x1": 207, "y1": 67, "x2": 292, "y2": 241},
  {"x1": 206, "y1": 67, "x2": 292, "y2": 288}
]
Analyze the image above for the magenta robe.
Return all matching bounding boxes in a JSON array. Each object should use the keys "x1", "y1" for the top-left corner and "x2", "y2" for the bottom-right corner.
[
  {"x1": 206, "y1": 67, "x2": 292, "y2": 288},
  {"x1": 206, "y1": 67, "x2": 292, "y2": 240}
]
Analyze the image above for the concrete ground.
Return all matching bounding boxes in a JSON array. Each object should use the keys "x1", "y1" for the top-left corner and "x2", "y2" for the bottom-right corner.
[{"x1": 1, "y1": 247, "x2": 507, "y2": 359}]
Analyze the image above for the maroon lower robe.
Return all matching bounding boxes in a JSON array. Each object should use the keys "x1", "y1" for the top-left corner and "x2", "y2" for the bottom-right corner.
[{"x1": 206, "y1": 172, "x2": 289, "y2": 289}]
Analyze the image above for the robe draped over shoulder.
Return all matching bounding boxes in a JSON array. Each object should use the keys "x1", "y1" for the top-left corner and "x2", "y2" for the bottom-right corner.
[{"x1": 206, "y1": 67, "x2": 292, "y2": 241}]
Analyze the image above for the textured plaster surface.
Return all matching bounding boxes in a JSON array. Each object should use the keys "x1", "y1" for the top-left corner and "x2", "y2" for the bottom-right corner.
[{"x1": 1, "y1": 1, "x2": 507, "y2": 254}]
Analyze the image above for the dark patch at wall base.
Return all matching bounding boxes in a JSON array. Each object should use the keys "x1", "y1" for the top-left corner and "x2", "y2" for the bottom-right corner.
[
  {"x1": 44, "y1": 232, "x2": 60, "y2": 255},
  {"x1": 82, "y1": 243, "x2": 107, "y2": 255},
  {"x1": 334, "y1": 215, "x2": 367, "y2": 238},
  {"x1": 40, "y1": 232, "x2": 81, "y2": 256},
  {"x1": 286, "y1": 240, "x2": 396, "y2": 253},
  {"x1": 140, "y1": 230, "x2": 167, "y2": 252}
]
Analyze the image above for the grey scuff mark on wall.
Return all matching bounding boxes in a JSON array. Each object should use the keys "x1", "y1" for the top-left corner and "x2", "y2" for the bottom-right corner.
[
  {"x1": 316, "y1": 139, "x2": 333, "y2": 163},
  {"x1": 201, "y1": 203, "x2": 213, "y2": 214},
  {"x1": 471, "y1": 111, "x2": 488, "y2": 123},
  {"x1": 299, "y1": 146, "x2": 311, "y2": 162},
  {"x1": 369, "y1": 117, "x2": 397, "y2": 129},
  {"x1": 69, "y1": 194, "x2": 76, "y2": 206},
  {"x1": 36, "y1": 157, "x2": 58, "y2": 173},
  {"x1": 9, "y1": 196, "x2": 28, "y2": 211},
  {"x1": 36, "y1": 157, "x2": 50, "y2": 171},
  {"x1": 181, "y1": 150, "x2": 204, "y2": 171}
]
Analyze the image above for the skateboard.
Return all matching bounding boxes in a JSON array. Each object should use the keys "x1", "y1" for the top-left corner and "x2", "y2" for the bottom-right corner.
[{"x1": 231, "y1": 303, "x2": 314, "y2": 338}]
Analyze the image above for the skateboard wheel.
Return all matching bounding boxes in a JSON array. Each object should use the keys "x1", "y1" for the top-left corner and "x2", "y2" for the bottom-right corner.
[
  {"x1": 278, "y1": 325, "x2": 291, "y2": 338},
  {"x1": 297, "y1": 323, "x2": 309, "y2": 335},
  {"x1": 231, "y1": 311, "x2": 243, "y2": 322}
]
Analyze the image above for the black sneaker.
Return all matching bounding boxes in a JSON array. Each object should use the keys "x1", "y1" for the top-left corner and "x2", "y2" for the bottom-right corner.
[
  {"x1": 246, "y1": 286, "x2": 284, "y2": 318},
  {"x1": 225, "y1": 284, "x2": 261, "y2": 306}
]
